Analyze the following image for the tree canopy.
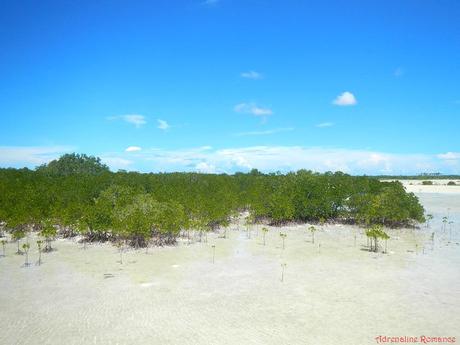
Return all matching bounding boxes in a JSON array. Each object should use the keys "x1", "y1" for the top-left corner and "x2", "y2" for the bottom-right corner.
[{"x1": 0, "y1": 154, "x2": 425, "y2": 246}]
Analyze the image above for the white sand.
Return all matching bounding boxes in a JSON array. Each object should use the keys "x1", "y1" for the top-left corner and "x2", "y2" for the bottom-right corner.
[
  {"x1": 388, "y1": 179, "x2": 460, "y2": 194},
  {"x1": 1, "y1": 187, "x2": 459, "y2": 345}
]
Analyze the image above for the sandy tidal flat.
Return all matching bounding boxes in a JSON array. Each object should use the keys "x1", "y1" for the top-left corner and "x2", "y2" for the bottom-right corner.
[
  {"x1": 1, "y1": 191, "x2": 459, "y2": 345},
  {"x1": 393, "y1": 179, "x2": 460, "y2": 194}
]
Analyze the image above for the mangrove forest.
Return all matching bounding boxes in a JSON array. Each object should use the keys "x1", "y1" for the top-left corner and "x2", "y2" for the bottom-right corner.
[{"x1": 0, "y1": 153, "x2": 425, "y2": 247}]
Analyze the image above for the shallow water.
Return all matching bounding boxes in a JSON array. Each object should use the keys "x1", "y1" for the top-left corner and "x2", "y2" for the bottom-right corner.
[{"x1": 1, "y1": 191, "x2": 459, "y2": 345}]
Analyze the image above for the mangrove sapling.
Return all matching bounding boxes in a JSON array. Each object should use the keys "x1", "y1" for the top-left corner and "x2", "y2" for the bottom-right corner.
[
  {"x1": 380, "y1": 230, "x2": 390, "y2": 254},
  {"x1": 448, "y1": 221, "x2": 454, "y2": 241},
  {"x1": 280, "y1": 232, "x2": 287, "y2": 250},
  {"x1": 211, "y1": 244, "x2": 216, "y2": 264},
  {"x1": 426, "y1": 214, "x2": 434, "y2": 228},
  {"x1": 40, "y1": 221, "x2": 57, "y2": 252},
  {"x1": 22, "y1": 243, "x2": 31, "y2": 267},
  {"x1": 12, "y1": 230, "x2": 25, "y2": 255},
  {"x1": 308, "y1": 226, "x2": 317, "y2": 244},
  {"x1": 365, "y1": 225, "x2": 385, "y2": 253},
  {"x1": 36, "y1": 240, "x2": 43, "y2": 265},
  {"x1": 280, "y1": 263, "x2": 287, "y2": 282},
  {"x1": 365, "y1": 228, "x2": 374, "y2": 251},
  {"x1": 262, "y1": 227, "x2": 269, "y2": 246},
  {"x1": 442, "y1": 217, "x2": 448, "y2": 232},
  {"x1": 1, "y1": 239, "x2": 6, "y2": 257}
]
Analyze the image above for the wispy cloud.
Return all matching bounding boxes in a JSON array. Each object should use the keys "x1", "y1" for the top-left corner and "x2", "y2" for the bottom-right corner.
[
  {"x1": 333, "y1": 92, "x2": 357, "y2": 106},
  {"x1": 125, "y1": 146, "x2": 142, "y2": 152},
  {"x1": 235, "y1": 127, "x2": 294, "y2": 136},
  {"x1": 96, "y1": 146, "x2": 460, "y2": 175},
  {"x1": 100, "y1": 157, "x2": 133, "y2": 170},
  {"x1": 107, "y1": 114, "x2": 147, "y2": 128},
  {"x1": 437, "y1": 152, "x2": 460, "y2": 160},
  {"x1": 3, "y1": 146, "x2": 458, "y2": 175},
  {"x1": 0, "y1": 146, "x2": 74, "y2": 168},
  {"x1": 437, "y1": 152, "x2": 460, "y2": 168},
  {"x1": 234, "y1": 102, "x2": 273, "y2": 117},
  {"x1": 241, "y1": 71, "x2": 263, "y2": 80},
  {"x1": 195, "y1": 161, "x2": 217, "y2": 173},
  {"x1": 316, "y1": 122, "x2": 334, "y2": 128},
  {"x1": 157, "y1": 119, "x2": 170, "y2": 130}
]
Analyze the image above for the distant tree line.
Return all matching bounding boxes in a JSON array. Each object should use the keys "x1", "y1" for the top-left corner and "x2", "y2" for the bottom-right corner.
[
  {"x1": 0, "y1": 153, "x2": 425, "y2": 247},
  {"x1": 374, "y1": 174, "x2": 460, "y2": 180}
]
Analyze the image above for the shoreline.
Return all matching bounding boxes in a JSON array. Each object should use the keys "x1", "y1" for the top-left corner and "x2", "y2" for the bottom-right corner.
[{"x1": 1, "y1": 187, "x2": 459, "y2": 345}]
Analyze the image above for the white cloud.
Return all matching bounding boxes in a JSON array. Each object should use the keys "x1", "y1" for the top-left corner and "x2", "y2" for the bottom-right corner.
[
  {"x1": 241, "y1": 71, "x2": 263, "y2": 80},
  {"x1": 125, "y1": 146, "x2": 142, "y2": 152},
  {"x1": 195, "y1": 162, "x2": 216, "y2": 173},
  {"x1": 235, "y1": 128, "x2": 294, "y2": 136},
  {"x1": 437, "y1": 152, "x2": 460, "y2": 167},
  {"x1": 316, "y1": 122, "x2": 334, "y2": 128},
  {"x1": 437, "y1": 152, "x2": 460, "y2": 160},
  {"x1": 157, "y1": 119, "x2": 170, "y2": 130},
  {"x1": 101, "y1": 157, "x2": 133, "y2": 170},
  {"x1": 333, "y1": 92, "x2": 357, "y2": 106},
  {"x1": 3, "y1": 145, "x2": 458, "y2": 175},
  {"x1": 0, "y1": 146, "x2": 73, "y2": 168},
  {"x1": 108, "y1": 114, "x2": 147, "y2": 127},
  {"x1": 234, "y1": 103, "x2": 273, "y2": 117},
  {"x1": 99, "y1": 146, "x2": 460, "y2": 175}
]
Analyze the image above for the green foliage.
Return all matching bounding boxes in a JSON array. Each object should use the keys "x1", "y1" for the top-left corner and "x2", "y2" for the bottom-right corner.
[
  {"x1": 308, "y1": 225, "x2": 317, "y2": 243},
  {"x1": 365, "y1": 225, "x2": 390, "y2": 252},
  {"x1": 40, "y1": 220, "x2": 57, "y2": 251},
  {"x1": 0, "y1": 154, "x2": 426, "y2": 248},
  {"x1": 447, "y1": 181, "x2": 456, "y2": 186},
  {"x1": 422, "y1": 180, "x2": 433, "y2": 185},
  {"x1": 12, "y1": 229, "x2": 26, "y2": 242},
  {"x1": 347, "y1": 182, "x2": 425, "y2": 226},
  {"x1": 1, "y1": 239, "x2": 7, "y2": 256},
  {"x1": 36, "y1": 153, "x2": 109, "y2": 176},
  {"x1": 279, "y1": 232, "x2": 287, "y2": 249}
]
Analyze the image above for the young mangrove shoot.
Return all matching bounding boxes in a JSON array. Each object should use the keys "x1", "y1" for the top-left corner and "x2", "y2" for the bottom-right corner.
[
  {"x1": 308, "y1": 226, "x2": 317, "y2": 244},
  {"x1": 1, "y1": 239, "x2": 6, "y2": 257},
  {"x1": 262, "y1": 227, "x2": 269, "y2": 246},
  {"x1": 280, "y1": 263, "x2": 287, "y2": 282},
  {"x1": 37, "y1": 240, "x2": 43, "y2": 265},
  {"x1": 280, "y1": 232, "x2": 287, "y2": 250},
  {"x1": 22, "y1": 243, "x2": 31, "y2": 267}
]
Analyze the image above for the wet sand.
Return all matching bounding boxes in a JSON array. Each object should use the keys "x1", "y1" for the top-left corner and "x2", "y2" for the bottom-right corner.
[{"x1": 1, "y1": 184, "x2": 459, "y2": 345}]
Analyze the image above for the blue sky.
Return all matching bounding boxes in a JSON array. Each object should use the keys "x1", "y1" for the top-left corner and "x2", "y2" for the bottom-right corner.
[{"x1": 0, "y1": 0, "x2": 459, "y2": 174}]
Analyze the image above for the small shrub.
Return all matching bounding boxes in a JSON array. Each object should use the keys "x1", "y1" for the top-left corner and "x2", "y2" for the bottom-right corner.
[
  {"x1": 422, "y1": 180, "x2": 433, "y2": 185},
  {"x1": 447, "y1": 181, "x2": 456, "y2": 186}
]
